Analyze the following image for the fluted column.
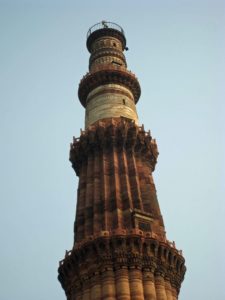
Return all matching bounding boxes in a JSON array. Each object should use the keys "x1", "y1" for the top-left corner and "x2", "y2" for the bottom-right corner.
[
  {"x1": 129, "y1": 268, "x2": 144, "y2": 299},
  {"x1": 90, "y1": 275, "x2": 101, "y2": 300},
  {"x1": 115, "y1": 268, "x2": 131, "y2": 299},
  {"x1": 82, "y1": 282, "x2": 90, "y2": 300},
  {"x1": 135, "y1": 149, "x2": 150, "y2": 212},
  {"x1": 171, "y1": 285, "x2": 178, "y2": 300},
  {"x1": 113, "y1": 145, "x2": 123, "y2": 228},
  {"x1": 101, "y1": 269, "x2": 116, "y2": 300},
  {"x1": 93, "y1": 148, "x2": 102, "y2": 234},
  {"x1": 143, "y1": 270, "x2": 157, "y2": 300},
  {"x1": 102, "y1": 146, "x2": 109, "y2": 230},
  {"x1": 119, "y1": 148, "x2": 132, "y2": 209},
  {"x1": 127, "y1": 148, "x2": 143, "y2": 210},
  {"x1": 75, "y1": 160, "x2": 87, "y2": 242},
  {"x1": 111, "y1": 143, "x2": 122, "y2": 228},
  {"x1": 73, "y1": 289, "x2": 82, "y2": 300},
  {"x1": 155, "y1": 275, "x2": 167, "y2": 300},
  {"x1": 165, "y1": 279, "x2": 173, "y2": 300},
  {"x1": 84, "y1": 151, "x2": 94, "y2": 237}
]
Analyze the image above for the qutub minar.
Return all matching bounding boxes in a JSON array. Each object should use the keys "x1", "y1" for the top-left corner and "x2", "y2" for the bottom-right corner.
[{"x1": 58, "y1": 21, "x2": 186, "y2": 299}]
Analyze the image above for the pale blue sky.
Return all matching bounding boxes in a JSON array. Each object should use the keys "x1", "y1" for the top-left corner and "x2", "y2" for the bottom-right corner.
[{"x1": 0, "y1": 1, "x2": 224, "y2": 299}]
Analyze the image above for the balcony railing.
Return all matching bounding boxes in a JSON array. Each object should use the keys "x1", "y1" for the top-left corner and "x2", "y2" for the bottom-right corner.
[
  {"x1": 80, "y1": 63, "x2": 138, "y2": 84},
  {"x1": 87, "y1": 21, "x2": 125, "y2": 39}
]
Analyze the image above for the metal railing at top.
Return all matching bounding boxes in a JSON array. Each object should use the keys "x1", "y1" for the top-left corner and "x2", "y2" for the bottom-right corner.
[{"x1": 87, "y1": 21, "x2": 125, "y2": 39}]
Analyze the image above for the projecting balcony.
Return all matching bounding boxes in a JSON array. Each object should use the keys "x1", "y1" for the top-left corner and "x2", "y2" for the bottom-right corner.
[{"x1": 78, "y1": 66, "x2": 141, "y2": 107}]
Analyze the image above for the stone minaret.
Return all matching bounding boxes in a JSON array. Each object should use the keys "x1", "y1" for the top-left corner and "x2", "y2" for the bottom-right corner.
[{"x1": 58, "y1": 21, "x2": 186, "y2": 300}]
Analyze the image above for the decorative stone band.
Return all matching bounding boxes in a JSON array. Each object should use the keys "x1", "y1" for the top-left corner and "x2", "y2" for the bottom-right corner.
[
  {"x1": 85, "y1": 84, "x2": 139, "y2": 128},
  {"x1": 78, "y1": 66, "x2": 141, "y2": 107},
  {"x1": 90, "y1": 36, "x2": 124, "y2": 54},
  {"x1": 86, "y1": 84, "x2": 134, "y2": 105},
  {"x1": 89, "y1": 48, "x2": 127, "y2": 70},
  {"x1": 58, "y1": 232, "x2": 186, "y2": 299},
  {"x1": 86, "y1": 28, "x2": 126, "y2": 53},
  {"x1": 70, "y1": 118, "x2": 158, "y2": 176}
]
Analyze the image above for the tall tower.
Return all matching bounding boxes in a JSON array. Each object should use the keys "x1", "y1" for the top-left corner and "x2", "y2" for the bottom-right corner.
[{"x1": 58, "y1": 21, "x2": 186, "y2": 300}]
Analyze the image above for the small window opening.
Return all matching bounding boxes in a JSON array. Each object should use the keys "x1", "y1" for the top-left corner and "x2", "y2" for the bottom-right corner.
[
  {"x1": 113, "y1": 43, "x2": 117, "y2": 47},
  {"x1": 139, "y1": 222, "x2": 151, "y2": 232},
  {"x1": 112, "y1": 60, "x2": 122, "y2": 66},
  {"x1": 123, "y1": 99, "x2": 126, "y2": 105}
]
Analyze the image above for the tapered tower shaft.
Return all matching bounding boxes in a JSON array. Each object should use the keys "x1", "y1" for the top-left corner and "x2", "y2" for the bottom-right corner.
[{"x1": 58, "y1": 21, "x2": 186, "y2": 300}]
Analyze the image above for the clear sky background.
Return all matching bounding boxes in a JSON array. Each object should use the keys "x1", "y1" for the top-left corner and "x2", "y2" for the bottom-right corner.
[{"x1": 0, "y1": 1, "x2": 224, "y2": 299}]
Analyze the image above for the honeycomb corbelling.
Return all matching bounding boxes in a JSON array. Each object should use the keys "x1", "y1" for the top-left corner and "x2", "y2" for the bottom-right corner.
[
  {"x1": 58, "y1": 234, "x2": 186, "y2": 298},
  {"x1": 70, "y1": 118, "x2": 158, "y2": 176}
]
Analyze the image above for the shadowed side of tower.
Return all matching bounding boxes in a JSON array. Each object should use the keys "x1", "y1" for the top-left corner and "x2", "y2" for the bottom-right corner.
[{"x1": 58, "y1": 21, "x2": 186, "y2": 300}]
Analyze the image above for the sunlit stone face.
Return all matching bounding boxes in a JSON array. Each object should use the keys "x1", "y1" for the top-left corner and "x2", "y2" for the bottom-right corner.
[{"x1": 85, "y1": 84, "x2": 139, "y2": 128}]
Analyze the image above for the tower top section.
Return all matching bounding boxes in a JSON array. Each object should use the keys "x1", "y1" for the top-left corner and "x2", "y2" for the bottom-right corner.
[
  {"x1": 86, "y1": 21, "x2": 127, "y2": 52},
  {"x1": 79, "y1": 21, "x2": 140, "y2": 129}
]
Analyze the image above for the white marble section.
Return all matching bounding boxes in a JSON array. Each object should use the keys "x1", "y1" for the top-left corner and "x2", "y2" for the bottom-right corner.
[{"x1": 85, "y1": 84, "x2": 139, "y2": 128}]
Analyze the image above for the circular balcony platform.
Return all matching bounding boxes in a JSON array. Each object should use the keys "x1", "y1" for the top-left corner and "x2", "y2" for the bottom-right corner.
[{"x1": 78, "y1": 66, "x2": 141, "y2": 107}]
